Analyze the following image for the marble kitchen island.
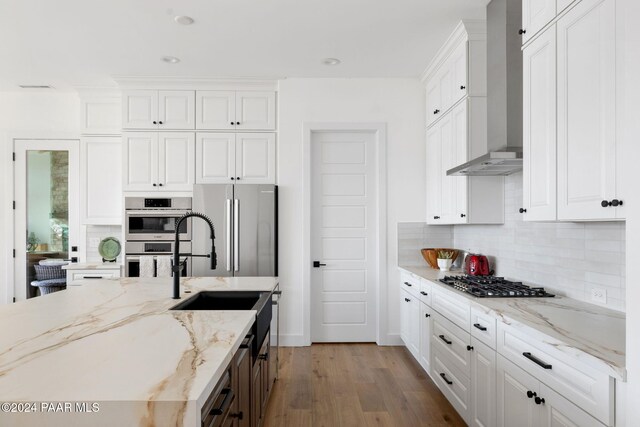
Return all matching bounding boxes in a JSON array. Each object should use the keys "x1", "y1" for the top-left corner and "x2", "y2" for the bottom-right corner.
[{"x1": 0, "y1": 276, "x2": 279, "y2": 427}]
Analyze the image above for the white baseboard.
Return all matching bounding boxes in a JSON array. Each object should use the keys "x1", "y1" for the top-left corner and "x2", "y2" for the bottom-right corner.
[
  {"x1": 273, "y1": 333, "x2": 308, "y2": 347},
  {"x1": 379, "y1": 333, "x2": 404, "y2": 346}
]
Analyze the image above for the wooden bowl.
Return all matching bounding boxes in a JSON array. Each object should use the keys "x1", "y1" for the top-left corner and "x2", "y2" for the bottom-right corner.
[{"x1": 421, "y1": 248, "x2": 460, "y2": 269}]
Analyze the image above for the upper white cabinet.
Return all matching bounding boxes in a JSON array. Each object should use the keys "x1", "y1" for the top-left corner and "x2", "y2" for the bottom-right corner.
[
  {"x1": 80, "y1": 95, "x2": 121, "y2": 135},
  {"x1": 196, "y1": 133, "x2": 275, "y2": 184},
  {"x1": 522, "y1": 26, "x2": 557, "y2": 221},
  {"x1": 81, "y1": 137, "x2": 122, "y2": 224},
  {"x1": 521, "y1": 0, "x2": 556, "y2": 44},
  {"x1": 122, "y1": 90, "x2": 195, "y2": 130},
  {"x1": 556, "y1": 0, "x2": 621, "y2": 220},
  {"x1": 424, "y1": 21, "x2": 487, "y2": 128},
  {"x1": 123, "y1": 132, "x2": 195, "y2": 191},
  {"x1": 196, "y1": 90, "x2": 276, "y2": 130}
]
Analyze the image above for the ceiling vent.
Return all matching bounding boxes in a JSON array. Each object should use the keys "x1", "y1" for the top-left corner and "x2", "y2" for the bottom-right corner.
[{"x1": 19, "y1": 85, "x2": 53, "y2": 89}]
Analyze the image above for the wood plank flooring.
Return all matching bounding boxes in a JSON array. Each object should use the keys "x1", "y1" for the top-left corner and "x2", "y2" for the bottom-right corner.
[{"x1": 263, "y1": 344, "x2": 466, "y2": 427}]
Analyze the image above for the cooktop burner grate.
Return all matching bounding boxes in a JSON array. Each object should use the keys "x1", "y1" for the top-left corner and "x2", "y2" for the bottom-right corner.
[{"x1": 439, "y1": 275, "x2": 555, "y2": 298}]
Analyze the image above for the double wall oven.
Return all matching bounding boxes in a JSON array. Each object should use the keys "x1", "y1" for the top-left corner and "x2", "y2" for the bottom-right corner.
[{"x1": 124, "y1": 197, "x2": 192, "y2": 277}]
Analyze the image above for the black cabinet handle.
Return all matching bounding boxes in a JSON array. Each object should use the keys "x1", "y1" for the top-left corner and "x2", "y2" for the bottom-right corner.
[
  {"x1": 611, "y1": 199, "x2": 623, "y2": 207},
  {"x1": 433, "y1": 216, "x2": 440, "y2": 220},
  {"x1": 425, "y1": 313, "x2": 431, "y2": 318},
  {"x1": 519, "y1": 208, "x2": 527, "y2": 213},
  {"x1": 433, "y1": 109, "x2": 440, "y2": 114},
  {"x1": 404, "y1": 298, "x2": 411, "y2": 302},
  {"x1": 460, "y1": 85, "x2": 466, "y2": 90},
  {"x1": 230, "y1": 412, "x2": 244, "y2": 420},
  {"x1": 313, "y1": 261, "x2": 326, "y2": 268},
  {"x1": 467, "y1": 345, "x2": 474, "y2": 351},
  {"x1": 404, "y1": 281, "x2": 412, "y2": 287},
  {"x1": 209, "y1": 388, "x2": 234, "y2": 415},
  {"x1": 439, "y1": 335, "x2": 452, "y2": 345},
  {"x1": 535, "y1": 396, "x2": 545, "y2": 405},
  {"x1": 258, "y1": 353, "x2": 268, "y2": 360},
  {"x1": 440, "y1": 372, "x2": 453, "y2": 385},
  {"x1": 420, "y1": 291, "x2": 428, "y2": 296},
  {"x1": 527, "y1": 390, "x2": 536, "y2": 399},
  {"x1": 519, "y1": 29, "x2": 527, "y2": 35},
  {"x1": 473, "y1": 323, "x2": 487, "y2": 331},
  {"x1": 522, "y1": 352, "x2": 552, "y2": 369},
  {"x1": 460, "y1": 213, "x2": 466, "y2": 218}
]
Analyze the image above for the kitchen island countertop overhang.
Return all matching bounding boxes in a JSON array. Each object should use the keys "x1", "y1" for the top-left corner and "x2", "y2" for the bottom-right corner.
[{"x1": 0, "y1": 276, "x2": 279, "y2": 426}]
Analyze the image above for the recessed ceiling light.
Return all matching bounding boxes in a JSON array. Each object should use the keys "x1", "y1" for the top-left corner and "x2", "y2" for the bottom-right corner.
[
  {"x1": 174, "y1": 15, "x2": 194, "y2": 25},
  {"x1": 161, "y1": 56, "x2": 180, "y2": 64},
  {"x1": 323, "y1": 58, "x2": 341, "y2": 66}
]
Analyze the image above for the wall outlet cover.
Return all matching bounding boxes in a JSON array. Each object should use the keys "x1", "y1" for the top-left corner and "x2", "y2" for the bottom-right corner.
[{"x1": 591, "y1": 288, "x2": 607, "y2": 304}]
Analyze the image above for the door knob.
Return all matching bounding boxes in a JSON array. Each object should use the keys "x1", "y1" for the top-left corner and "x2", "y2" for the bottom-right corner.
[{"x1": 313, "y1": 261, "x2": 326, "y2": 268}]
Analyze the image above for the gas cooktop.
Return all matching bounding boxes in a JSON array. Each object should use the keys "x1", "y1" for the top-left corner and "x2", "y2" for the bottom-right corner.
[{"x1": 439, "y1": 275, "x2": 555, "y2": 298}]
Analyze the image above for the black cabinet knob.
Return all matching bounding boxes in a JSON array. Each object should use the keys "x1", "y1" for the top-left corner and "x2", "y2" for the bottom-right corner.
[
  {"x1": 534, "y1": 396, "x2": 545, "y2": 405},
  {"x1": 425, "y1": 313, "x2": 431, "y2": 318},
  {"x1": 467, "y1": 345, "x2": 474, "y2": 351},
  {"x1": 231, "y1": 177, "x2": 235, "y2": 180},
  {"x1": 611, "y1": 199, "x2": 623, "y2": 207},
  {"x1": 236, "y1": 177, "x2": 241, "y2": 180},
  {"x1": 158, "y1": 183, "x2": 163, "y2": 187},
  {"x1": 403, "y1": 281, "x2": 412, "y2": 287},
  {"x1": 158, "y1": 121, "x2": 163, "y2": 124},
  {"x1": 519, "y1": 29, "x2": 527, "y2": 35},
  {"x1": 527, "y1": 390, "x2": 536, "y2": 399},
  {"x1": 404, "y1": 298, "x2": 411, "y2": 302},
  {"x1": 601, "y1": 200, "x2": 610, "y2": 207},
  {"x1": 519, "y1": 208, "x2": 527, "y2": 213},
  {"x1": 230, "y1": 122, "x2": 235, "y2": 125},
  {"x1": 433, "y1": 109, "x2": 440, "y2": 114},
  {"x1": 460, "y1": 213, "x2": 466, "y2": 218},
  {"x1": 460, "y1": 85, "x2": 466, "y2": 90},
  {"x1": 152, "y1": 121, "x2": 157, "y2": 124},
  {"x1": 434, "y1": 216, "x2": 440, "y2": 220},
  {"x1": 153, "y1": 183, "x2": 157, "y2": 187},
  {"x1": 236, "y1": 121, "x2": 240, "y2": 125},
  {"x1": 420, "y1": 291, "x2": 428, "y2": 296}
]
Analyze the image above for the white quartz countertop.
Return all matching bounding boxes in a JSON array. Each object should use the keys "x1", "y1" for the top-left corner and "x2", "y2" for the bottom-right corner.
[
  {"x1": 62, "y1": 262, "x2": 122, "y2": 270},
  {"x1": 0, "y1": 276, "x2": 279, "y2": 426},
  {"x1": 399, "y1": 265, "x2": 626, "y2": 380}
]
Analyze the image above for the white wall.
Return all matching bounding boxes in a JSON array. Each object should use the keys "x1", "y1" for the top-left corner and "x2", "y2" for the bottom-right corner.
[
  {"x1": 622, "y1": 0, "x2": 640, "y2": 420},
  {"x1": 0, "y1": 91, "x2": 80, "y2": 303},
  {"x1": 277, "y1": 78, "x2": 425, "y2": 345}
]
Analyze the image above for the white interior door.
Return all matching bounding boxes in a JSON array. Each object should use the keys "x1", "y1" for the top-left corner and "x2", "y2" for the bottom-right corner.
[
  {"x1": 13, "y1": 139, "x2": 79, "y2": 301},
  {"x1": 311, "y1": 130, "x2": 377, "y2": 342}
]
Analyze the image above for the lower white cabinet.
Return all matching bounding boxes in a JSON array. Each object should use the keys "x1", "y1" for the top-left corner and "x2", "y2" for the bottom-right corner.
[
  {"x1": 419, "y1": 302, "x2": 432, "y2": 373},
  {"x1": 66, "y1": 268, "x2": 121, "y2": 286},
  {"x1": 81, "y1": 137, "x2": 122, "y2": 224},
  {"x1": 400, "y1": 289, "x2": 420, "y2": 359},
  {"x1": 498, "y1": 356, "x2": 605, "y2": 427},
  {"x1": 196, "y1": 132, "x2": 275, "y2": 184},
  {"x1": 470, "y1": 338, "x2": 496, "y2": 427}
]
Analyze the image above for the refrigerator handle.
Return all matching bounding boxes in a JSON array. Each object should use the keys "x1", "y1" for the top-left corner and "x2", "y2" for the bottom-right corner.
[
  {"x1": 226, "y1": 199, "x2": 232, "y2": 272},
  {"x1": 234, "y1": 199, "x2": 239, "y2": 272}
]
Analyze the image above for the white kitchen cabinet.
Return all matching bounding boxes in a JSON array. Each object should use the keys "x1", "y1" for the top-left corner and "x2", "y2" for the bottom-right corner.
[
  {"x1": 80, "y1": 95, "x2": 121, "y2": 135},
  {"x1": 419, "y1": 302, "x2": 432, "y2": 373},
  {"x1": 556, "y1": 0, "x2": 621, "y2": 220},
  {"x1": 498, "y1": 356, "x2": 605, "y2": 427},
  {"x1": 195, "y1": 133, "x2": 275, "y2": 184},
  {"x1": 400, "y1": 288, "x2": 420, "y2": 359},
  {"x1": 123, "y1": 132, "x2": 194, "y2": 191},
  {"x1": 426, "y1": 125, "x2": 442, "y2": 222},
  {"x1": 196, "y1": 90, "x2": 276, "y2": 130},
  {"x1": 470, "y1": 338, "x2": 496, "y2": 427},
  {"x1": 66, "y1": 268, "x2": 121, "y2": 286},
  {"x1": 122, "y1": 90, "x2": 195, "y2": 130},
  {"x1": 81, "y1": 137, "x2": 122, "y2": 224},
  {"x1": 450, "y1": 39, "x2": 469, "y2": 107},
  {"x1": 522, "y1": 25, "x2": 557, "y2": 221},
  {"x1": 522, "y1": 0, "x2": 556, "y2": 44},
  {"x1": 400, "y1": 289, "x2": 410, "y2": 350}
]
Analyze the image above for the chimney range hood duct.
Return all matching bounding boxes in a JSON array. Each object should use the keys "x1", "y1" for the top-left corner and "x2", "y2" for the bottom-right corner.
[{"x1": 447, "y1": 0, "x2": 523, "y2": 176}]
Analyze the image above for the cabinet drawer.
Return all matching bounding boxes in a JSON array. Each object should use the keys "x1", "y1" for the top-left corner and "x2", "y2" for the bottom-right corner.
[
  {"x1": 470, "y1": 307, "x2": 497, "y2": 349},
  {"x1": 418, "y1": 278, "x2": 432, "y2": 306},
  {"x1": 68, "y1": 271, "x2": 120, "y2": 285},
  {"x1": 433, "y1": 348, "x2": 470, "y2": 423},
  {"x1": 431, "y1": 286, "x2": 470, "y2": 331},
  {"x1": 432, "y1": 310, "x2": 471, "y2": 376},
  {"x1": 497, "y1": 323, "x2": 613, "y2": 425},
  {"x1": 400, "y1": 271, "x2": 420, "y2": 299}
]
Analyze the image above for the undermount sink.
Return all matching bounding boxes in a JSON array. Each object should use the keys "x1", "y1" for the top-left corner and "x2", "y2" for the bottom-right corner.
[
  {"x1": 170, "y1": 291, "x2": 268, "y2": 311},
  {"x1": 170, "y1": 290, "x2": 273, "y2": 363}
]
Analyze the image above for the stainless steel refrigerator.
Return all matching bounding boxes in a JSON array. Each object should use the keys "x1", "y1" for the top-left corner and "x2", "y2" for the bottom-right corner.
[{"x1": 192, "y1": 184, "x2": 277, "y2": 277}]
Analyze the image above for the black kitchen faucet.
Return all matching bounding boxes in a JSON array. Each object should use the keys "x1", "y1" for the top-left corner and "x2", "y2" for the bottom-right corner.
[{"x1": 172, "y1": 212, "x2": 217, "y2": 299}]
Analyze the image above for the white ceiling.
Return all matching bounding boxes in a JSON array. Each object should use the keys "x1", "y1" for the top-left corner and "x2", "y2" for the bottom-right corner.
[{"x1": 0, "y1": 0, "x2": 488, "y2": 91}]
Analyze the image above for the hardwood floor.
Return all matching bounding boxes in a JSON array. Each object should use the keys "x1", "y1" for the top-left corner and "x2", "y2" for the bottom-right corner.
[{"x1": 263, "y1": 344, "x2": 466, "y2": 427}]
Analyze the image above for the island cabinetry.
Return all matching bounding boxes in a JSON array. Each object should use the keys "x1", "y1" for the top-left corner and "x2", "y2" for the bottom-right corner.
[
  {"x1": 201, "y1": 363, "x2": 235, "y2": 427},
  {"x1": 251, "y1": 332, "x2": 271, "y2": 427},
  {"x1": 232, "y1": 335, "x2": 253, "y2": 427}
]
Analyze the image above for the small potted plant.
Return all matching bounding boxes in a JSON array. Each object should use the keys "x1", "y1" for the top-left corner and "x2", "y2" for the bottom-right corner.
[{"x1": 437, "y1": 250, "x2": 455, "y2": 271}]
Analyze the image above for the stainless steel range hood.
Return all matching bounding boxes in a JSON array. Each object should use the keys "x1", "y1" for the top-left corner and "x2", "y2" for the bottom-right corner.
[{"x1": 447, "y1": 0, "x2": 522, "y2": 176}]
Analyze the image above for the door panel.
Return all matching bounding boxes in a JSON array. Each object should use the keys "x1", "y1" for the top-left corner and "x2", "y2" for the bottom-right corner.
[
  {"x1": 123, "y1": 132, "x2": 157, "y2": 191},
  {"x1": 497, "y1": 356, "x2": 538, "y2": 427},
  {"x1": 557, "y1": 0, "x2": 616, "y2": 220},
  {"x1": 311, "y1": 131, "x2": 377, "y2": 342},
  {"x1": 196, "y1": 133, "x2": 236, "y2": 183},
  {"x1": 451, "y1": 40, "x2": 469, "y2": 105},
  {"x1": 158, "y1": 90, "x2": 195, "y2": 129},
  {"x1": 158, "y1": 132, "x2": 194, "y2": 191},
  {"x1": 122, "y1": 90, "x2": 157, "y2": 129},
  {"x1": 235, "y1": 91, "x2": 276, "y2": 130},
  {"x1": 451, "y1": 101, "x2": 469, "y2": 223},
  {"x1": 522, "y1": 0, "x2": 556, "y2": 44},
  {"x1": 235, "y1": 133, "x2": 275, "y2": 184},
  {"x1": 196, "y1": 91, "x2": 236, "y2": 130},
  {"x1": 426, "y1": 126, "x2": 442, "y2": 223}
]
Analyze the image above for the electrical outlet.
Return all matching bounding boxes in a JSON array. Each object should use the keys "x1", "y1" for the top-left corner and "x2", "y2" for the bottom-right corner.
[
  {"x1": 591, "y1": 288, "x2": 607, "y2": 304},
  {"x1": 89, "y1": 238, "x2": 101, "y2": 249}
]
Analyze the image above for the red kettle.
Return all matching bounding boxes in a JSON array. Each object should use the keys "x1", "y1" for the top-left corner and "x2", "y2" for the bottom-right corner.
[{"x1": 465, "y1": 254, "x2": 490, "y2": 276}]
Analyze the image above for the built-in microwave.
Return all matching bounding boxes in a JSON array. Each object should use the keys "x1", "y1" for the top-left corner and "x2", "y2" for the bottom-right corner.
[{"x1": 124, "y1": 197, "x2": 192, "y2": 241}]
